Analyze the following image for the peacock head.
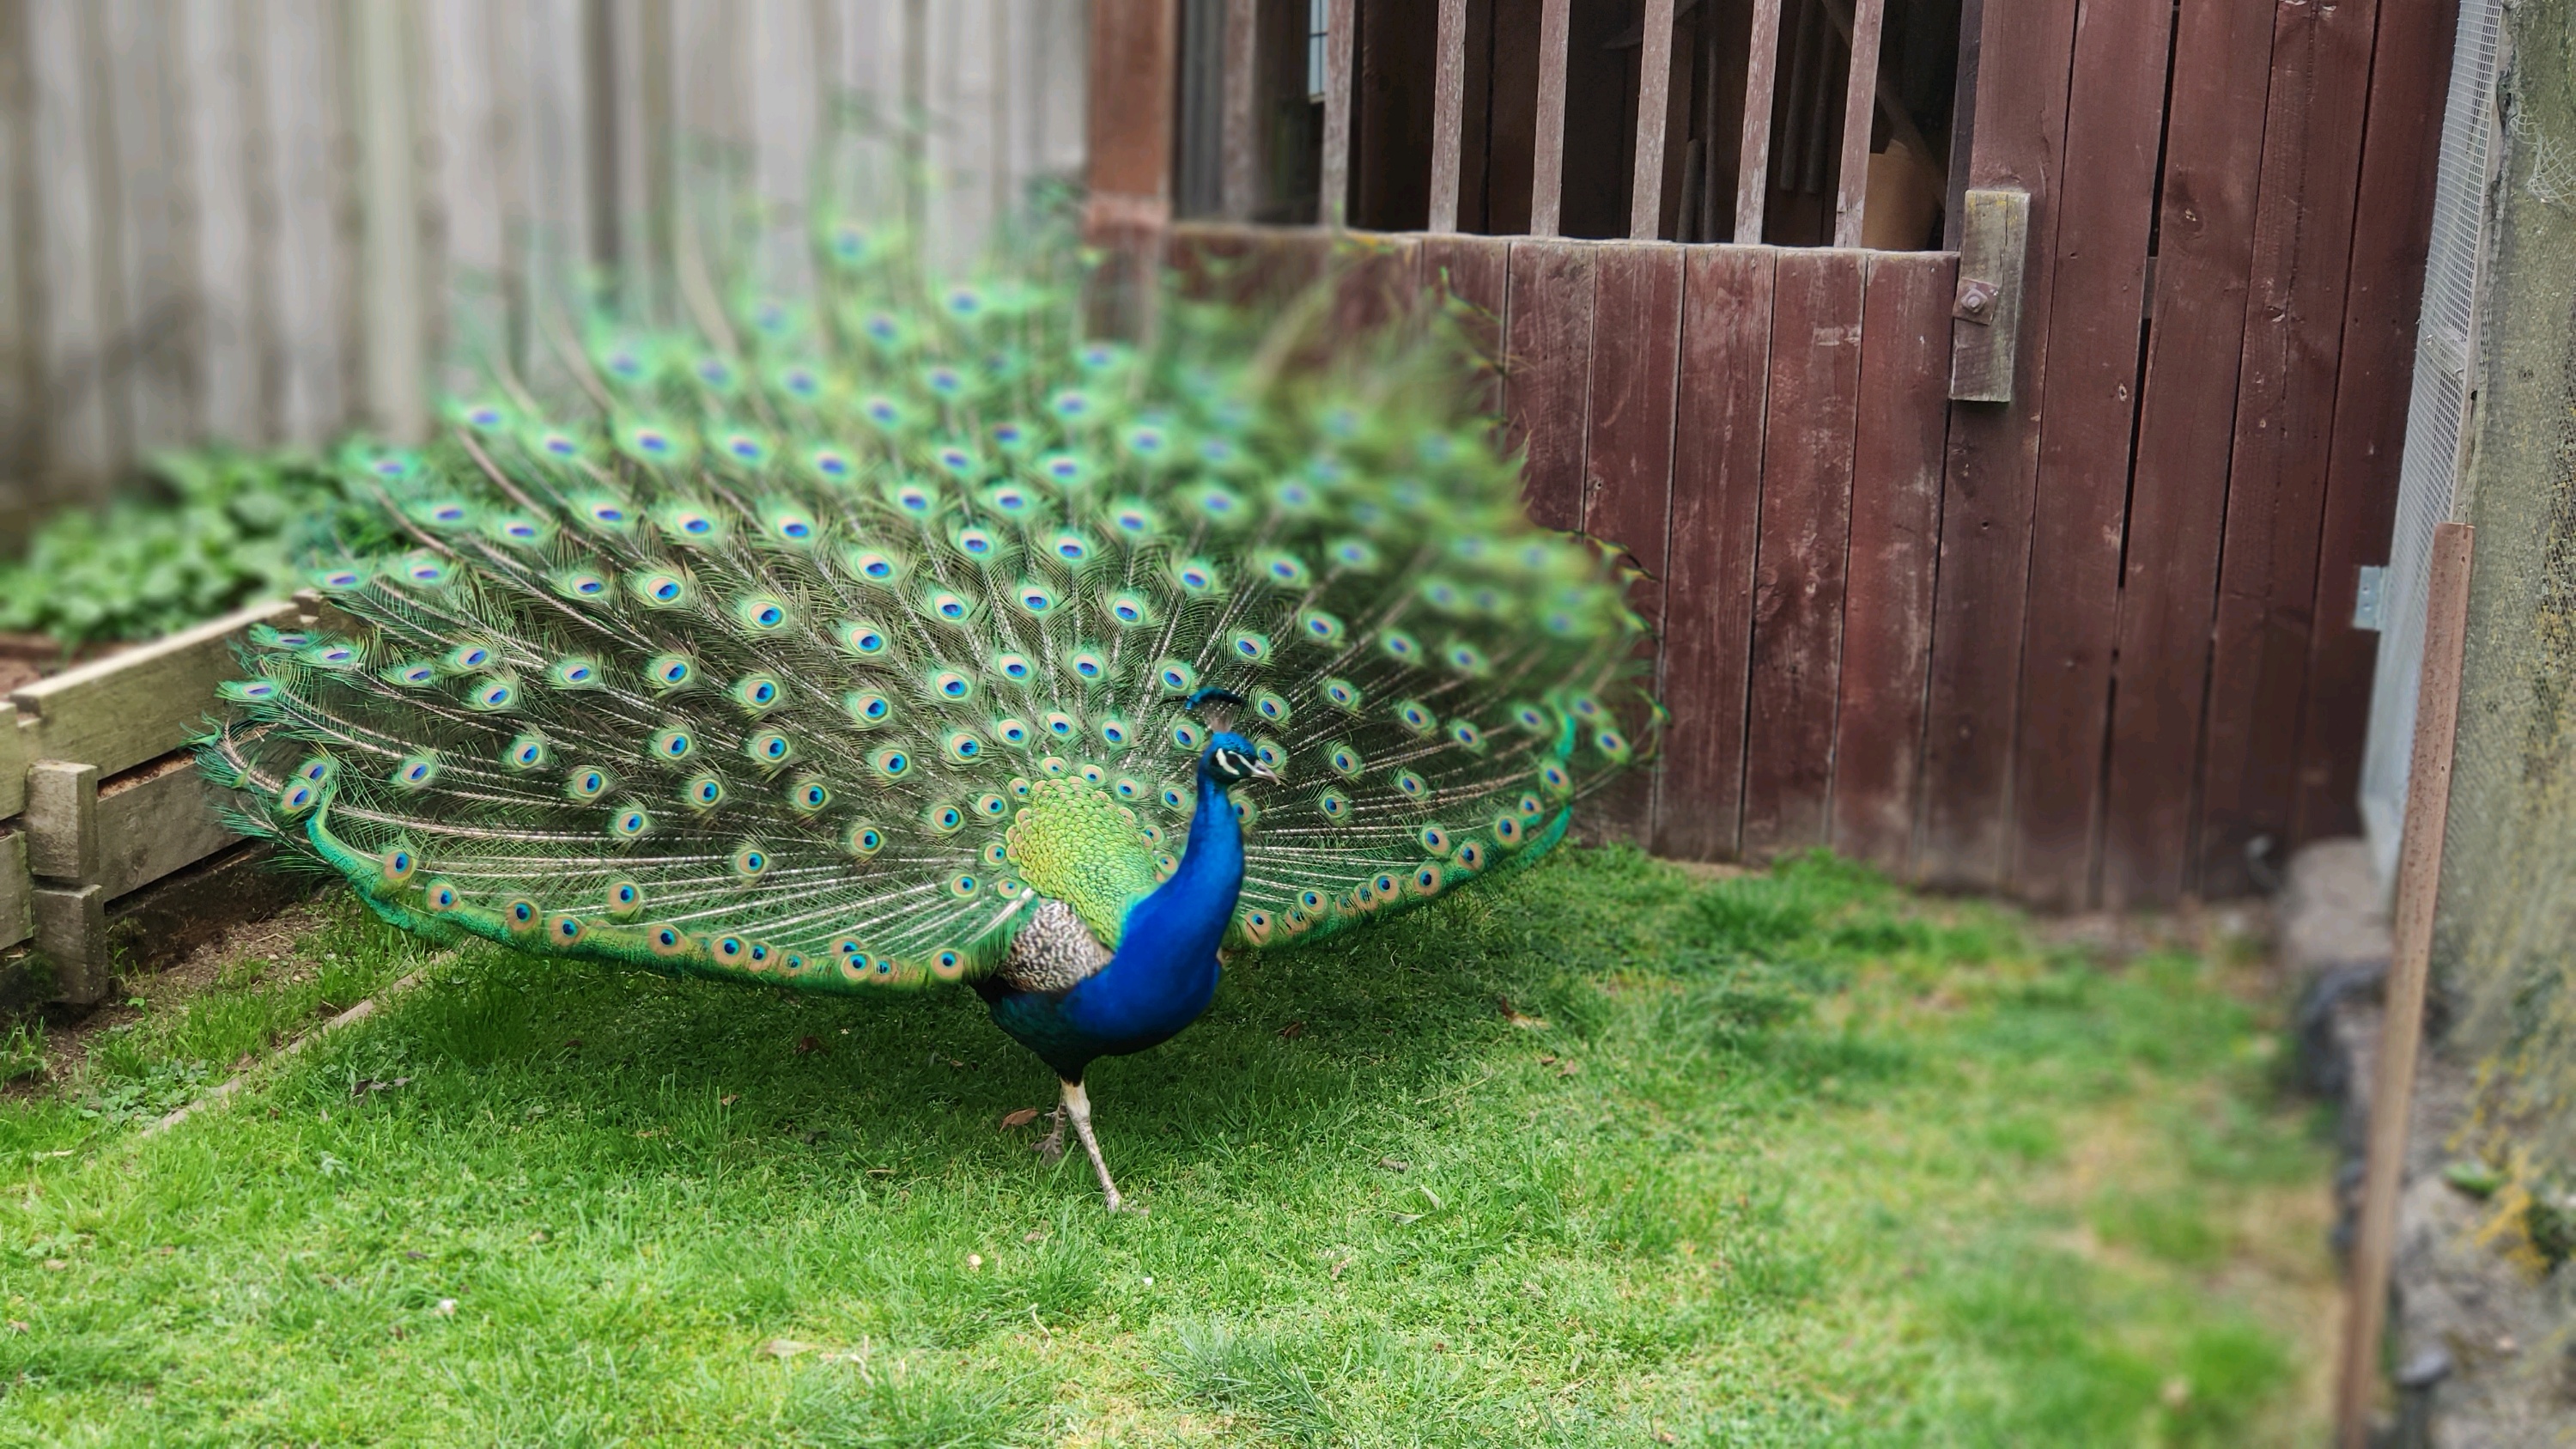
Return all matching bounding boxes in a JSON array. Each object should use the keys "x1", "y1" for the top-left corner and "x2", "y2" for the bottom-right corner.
[
  {"x1": 1200, "y1": 732, "x2": 1279, "y2": 788},
  {"x1": 1185, "y1": 689, "x2": 1279, "y2": 788}
]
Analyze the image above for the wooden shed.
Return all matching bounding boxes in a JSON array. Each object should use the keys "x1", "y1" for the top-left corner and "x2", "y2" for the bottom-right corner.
[{"x1": 1084, "y1": 0, "x2": 2458, "y2": 910}]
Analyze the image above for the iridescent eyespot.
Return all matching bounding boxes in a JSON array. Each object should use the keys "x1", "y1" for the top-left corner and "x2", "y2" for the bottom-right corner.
[
  {"x1": 993, "y1": 652, "x2": 1034, "y2": 681},
  {"x1": 568, "y1": 769, "x2": 611, "y2": 801},
  {"x1": 736, "y1": 596, "x2": 789, "y2": 632},
  {"x1": 848, "y1": 550, "x2": 904, "y2": 583},
  {"x1": 1540, "y1": 763, "x2": 1574, "y2": 795},
  {"x1": 1070, "y1": 651, "x2": 1108, "y2": 681},
  {"x1": 845, "y1": 691, "x2": 894, "y2": 728},
  {"x1": 931, "y1": 948, "x2": 968, "y2": 981},
  {"x1": 1394, "y1": 701, "x2": 1436, "y2": 735},
  {"x1": 845, "y1": 822, "x2": 886, "y2": 856},
  {"x1": 839, "y1": 620, "x2": 890, "y2": 657},
  {"x1": 1153, "y1": 660, "x2": 1197, "y2": 694},
  {"x1": 1455, "y1": 841, "x2": 1487, "y2": 871},
  {"x1": 951, "y1": 524, "x2": 997, "y2": 557},
  {"x1": 732, "y1": 845, "x2": 770, "y2": 878},
  {"x1": 612, "y1": 809, "x2": 652, "y2": 838},
  {"x1": 1015, "y1": 583, "x2": 1057, "y2": 615},
  {"x1": 1449, "y1": 721, "x2": 1487, "y2": 752},
  {"x1": 733, "y1": 675, "x2": 781, "y2": 710},
  {"x1": 1322, "y1": 679, "x2": 1362, "y2": 712},
  {"x1": 505, "y1": 898, "x2": 541, "y2": 929},
  {"x1": 1109, "y1": 594, "x2": 1150, "y2": 626},
  {"x1": 1494, "y1": 815, "x2": 1525, "y2": 847},
  {"x1": 944, "y1": 731, "x2": 985, "y2": 763},
  {"x1": 683, "y1": 774, "x2": 725, "y2": 807},
  {"x1": 507, "y1": 735, "x2": 548, "y2": 770},
  {"x1": 928, "y1": 591, "x2": 971, "y2": 623},
  {"x1": 1394, "y1": 771, "x2": 1429, "y2": 799},
  {"x1": 380, "y1": 847, "x2": 418, "y2": 883},
  {"x1": 1327, "y1": 745, "x2": 1364, "y2": 777},
  {"x1": 1419, "y1": 825, "x2": 1453, "y2": 855},
  {"x1": 790, "y1": 779, "x2": 831, "y2": 813},
  {"x1": 1170, "y1": 722, "x2": 1204, "y2": 752},
  {"x1": 993, "y1": 717, "x2": 1032, "y2": 747},
  {"x1": 607, "y1": 881, "x2": 643, "y2": 916},
  {"x1": 1230, "y1": 631, "x2": 1271, "y2": 663},
  {"x1": 1317, "y1": 790, "x2": 1351, "y2": 819},
  {"x1": 1098, "y1": 717, "x2": 1131, "y2": 748},
  {"x1": 747, "y1": 731, "x2": 793, "y2": 764},
  {"x1": 1379, "y1": 630, "x2": 1420, "y2": 661},
  {"x1": 426, "y1": 881, "x2": 460, "y2": 912},
  {"x1": 975, "y1": 793, "x2": 1009, "y2": 819},
  {"x1": 1594, "y1": 729, "x2": 1631, "y2": 762},
  {"x1": 1043, "y1": 712, "x2": 1079, "y2": 740},
  {"x1": 925, "y1": 803, "x2": 964, "y2": 834},
  {"x1": 1255, "y1": 691, "x2": 1291, "y2": 724},
  {"x1": 1411, "y1": 866, "x2": 1443, "y2": 898},
  {"x1": 393, "y1": 757, "x2": 438, "y2": 788},
  {"x1": 933, "y1": 671, "x2": 973, "y2": 701},
  {"x1": 651, "y1": 728, "x2": 694, "y2": 760},
  {"x1": 872, "y1": 748, "x2": 911, "y2": 780},
  {"x1": 647, "y1": 654, "x2": 695, "y2": 689}
]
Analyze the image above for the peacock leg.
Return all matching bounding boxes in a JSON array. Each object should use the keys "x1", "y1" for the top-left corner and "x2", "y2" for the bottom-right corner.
[
  {"x1": 1030, "y1": 1105, "x2": 1066, "y2": 1163},
  {"x1": 1060, "y1": 1078, "x2": 1125, "y2": 1212}
]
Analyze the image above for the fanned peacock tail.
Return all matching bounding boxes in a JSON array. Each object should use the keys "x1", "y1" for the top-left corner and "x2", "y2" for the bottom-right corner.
[{"x1": 198, "y1": 206, "x2": 1656, "y2": 995}]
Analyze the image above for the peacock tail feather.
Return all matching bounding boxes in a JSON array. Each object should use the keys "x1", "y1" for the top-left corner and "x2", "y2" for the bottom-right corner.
[{"x1": 198, "y1": 209, "x2": 1656, "y2": 995}]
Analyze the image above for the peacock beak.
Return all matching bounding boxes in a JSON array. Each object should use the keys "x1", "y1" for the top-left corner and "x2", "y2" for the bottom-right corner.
[{"x1": 1247, "y1": 762, "x2": 1281, "y2": 784}]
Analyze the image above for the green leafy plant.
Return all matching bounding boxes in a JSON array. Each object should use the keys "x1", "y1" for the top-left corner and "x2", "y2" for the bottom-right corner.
[{"x1": 0, "y1": 450, "x2": 367, "y2": 646}]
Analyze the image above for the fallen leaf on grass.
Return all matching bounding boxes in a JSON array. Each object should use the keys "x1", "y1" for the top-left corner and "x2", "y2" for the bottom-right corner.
[
  {"x1": 1378, "y1": 1157, "x2": 1411, "y2": 1172},
  {"x1": 434, "y1": 1298, "x2": 457, "y2": 1317},
  {"x1": 635, "y1": 1129, "x2": 662, "y2": 1140},
  {"x1": 41, "y1": 1259, "x2": 66, "y2": 1271},
  {"x1": 999, "y1": 1107, "x2": 1042, "y2": 1129},
  {"x1": 1329, "y1": 1256, "x2": 1352, "y2": 1280},
  {"x1": 1538, "y1": 1054, "x2": 1558, "y2": 1066},
  {"x1": 563, "y1": 1038, "x2": 583, "y2": 1050},
  {"x1": 794, "y1": 1035, "x2": 823, "y2": 1056},
  {"x1": 1498, "y1": 996, "x2": 1550, "y2": 1030},
  {"x1": 759, "y1": 1338, "x2": 817, "y2": 1359},
  {"x1": 719, "y1": 1094, "x2": 738, "y2": 1107},
  {"x1": 1024, "y1": 1229, "x2": 1047, "y2": 1244},
  {"x1": 4, "y1": 1321, "x2": 24, "y2": 1333},
  {"x1": 1277, "y1": 1020, "x2": 1306, "y2": 1039},
  {"x1": 1557, "y1": 1060, "x2": 1580, "y2": 1078}
]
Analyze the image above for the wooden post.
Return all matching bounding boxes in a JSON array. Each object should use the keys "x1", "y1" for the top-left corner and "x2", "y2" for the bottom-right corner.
[
  {"x1": 1220, "y1": 0, "x2": 1260, "y2": 219},
  {"x1": 1084, "y1": 0, "x2": 1178, "y2": 243},
  {"x1": 2334, "y1": 521, "x2": 2476, "y2": 1448},
  {"x1": 353, "y1": 0, "x2": 426, "y2": 443},
  {"x1": 1735, "y1": 0, "x2": 1784, "y2": 243},
  {"x1": 1320, "y1": 0, "x2": 1356, "y2": 226},
  {"x1": 1629, "y1": 0, "x2": 1678, "y2": 240},
  {"x1": 1529, "y1": 0, "x2": 1571, "y2": 235},
  {"x1": 1428, "y1": 0, "x2": 1468, "y2": 232},
  {"x1": 26, "y1": 760, "x2": 106, "y2": 1005}
]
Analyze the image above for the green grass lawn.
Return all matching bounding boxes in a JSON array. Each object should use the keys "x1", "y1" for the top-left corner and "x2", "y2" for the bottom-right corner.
[{"x1": 0, "y1": 849, "x2": 2334, "y2": 1446}]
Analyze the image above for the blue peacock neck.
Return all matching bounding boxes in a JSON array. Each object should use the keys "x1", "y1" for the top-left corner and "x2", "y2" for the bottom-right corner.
[{"x1": 1064, "y1": 752, "x2": 1244, "y2": 1051}]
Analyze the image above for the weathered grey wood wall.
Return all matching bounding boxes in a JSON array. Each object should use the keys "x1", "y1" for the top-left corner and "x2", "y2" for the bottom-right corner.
[{"x1": 0, "y1": 0, "x2": 1090, "y2": 540}]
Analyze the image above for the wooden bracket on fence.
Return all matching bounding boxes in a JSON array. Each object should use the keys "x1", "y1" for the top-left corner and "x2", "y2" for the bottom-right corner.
[
  {"x1": 27, "y1": 760, "x2": 107, "y2": 1005},
  {"x1": 1948, "y1": 187, "x2": 2029, "y2": 403}
]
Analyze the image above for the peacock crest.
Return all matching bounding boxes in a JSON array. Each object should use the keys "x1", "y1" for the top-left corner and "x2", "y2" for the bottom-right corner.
[{"x1": 197, "y1": 203, "x2": 1656, "y2": 1003}]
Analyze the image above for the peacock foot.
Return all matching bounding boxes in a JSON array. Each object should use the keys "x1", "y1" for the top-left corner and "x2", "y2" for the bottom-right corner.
[{"x1": 1030, "y1": 1105, "x2": 1066, "y2": 1164}]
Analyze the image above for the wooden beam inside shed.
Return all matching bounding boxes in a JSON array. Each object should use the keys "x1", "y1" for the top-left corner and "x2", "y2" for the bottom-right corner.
[
  {"x1": 1430, "y1": 0, "x2": 1468, "y2": 231},
  {"x1": 1736, "y1": 0, "x2": 1784, "y2": 242},
  {"x1": 1221, "y1": 0, "x2": 1260, "y2": 218},
  {"x1": 1630, "y1": 0, "x2": 1678, "y2": 239},
  {"x1": 1530, "y1": 0, "x2": 1571, "y2": 235},
  {"x1": 1321, "y1": 0, "x2": 1355, "y2": 225},
  {"x1": 1832, "y1": 0, "x2": 1886, "y2": 247}
]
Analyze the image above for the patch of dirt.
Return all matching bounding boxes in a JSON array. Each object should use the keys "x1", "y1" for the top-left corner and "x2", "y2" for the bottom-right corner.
[
  {"x1": 5, "y1": 901, "x2": 331, "y2": 1093},
  {"x1": 0, "y1": 632, "x2": 125, "y2": 695}
]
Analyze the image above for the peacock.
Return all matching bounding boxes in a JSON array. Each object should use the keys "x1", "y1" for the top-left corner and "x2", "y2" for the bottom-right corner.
[{"x1": 198, "y1": 202, "x2": 1653, "y2": 1210}]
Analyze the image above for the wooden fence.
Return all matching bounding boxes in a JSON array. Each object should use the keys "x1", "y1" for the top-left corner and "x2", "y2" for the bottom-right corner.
[
  {"x1": 1100, "y1": 0, "x2": 2464, "y2": 909},
  {"x1": 0, "y1": 0, "x2": 1090, "y2": 539}
]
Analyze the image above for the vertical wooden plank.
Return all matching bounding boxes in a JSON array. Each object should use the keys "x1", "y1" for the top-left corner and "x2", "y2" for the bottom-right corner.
[
  {"x1": 1830, "y1": 0, "x2": 1885, "y2": 249},
  {"x1": 0, "y1": 0, "x2": 29, "y2": 507},
  {"x1": 1741, "y1": 247, "x2": 1864, "y2": 858},
  {"x1": 101, "y1": 0, "x2": 197, "y2": 454},
  {"x1": 1654, "y1": 246, "x2": 1775, "y2": 861},
  {"x1": 1221, "y1": 0, "x2": 1261, "y2": 220},
  {"x1": 2196, "y1": 0, "x2": 2384, "y2": 897},
  {"x1": 1581, "y1": 241, "x2": 1685, "y2": 842},
  {"x1": 1831, "y1": 251, "x2": 1953, "y2": 874},
  {"x1": 750, "y1": 0, "x2": 822, "y2": 294},
  {"x1": 2332, "y1": 521, "x2": 2472, "y2": 1449},
  {"x1": 1503, "y1": 239, "x2": 1595, "y2": 531},
  {"x1": 2099, "y1": 0, "x2": 2280, "y2": 906},
  {"x1": 1319, "y1": 0, "x2": 1354, "y2": 225},
  {"x1": 29, "y1": 0, "x2": 120, "y2": 480},
  {"x1": 927, "y1": 0, "x2": 999, "y2": 263},
  {"x1": 1084, "y1": 0, "x2": 1176, "y2": 239},
  {"x1": 1528, "y1": 0, "x2": 1571, "y2": 235},
  {"x1": 1733, "y1": 0, "x2": 1783, "y2": 244},
  {"x1": 2007, "y1": 0, "x2": 2171, "y2": 908},
  {"x1": 1428, "y1": 0, "x2": 1467, "y2": 232},
  {"x1": 254, "y1": 0, "x2": 357, "y2": 445},
  {"x1": 2290, "y1": 0, "x2": 2460, "y2": 845},
  {"x1": 1033, "y1": 0, "x2": 1090, "y2": 182},
  {"x1": 179, "y1": 0, "x2": 261, "y2": 441},
  {"x1": 355, "y1": 0, "x2": 426, "y2": 441},
  {"x1": 1914, "y1": 0, "x2": 2081, "y2": 890},
  {"x1": 1627, "y1": 0, "x2": 1677, "y2": 240}
]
